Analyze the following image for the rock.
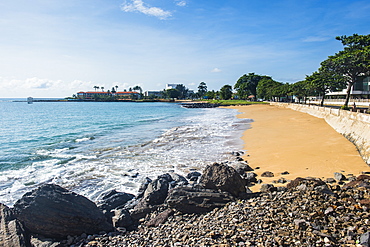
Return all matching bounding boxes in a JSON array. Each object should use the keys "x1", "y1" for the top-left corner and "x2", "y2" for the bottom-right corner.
[
  {"x1": 137, "y1": 177, "x2": 152, "y2": 199},
  {"x1": 166, "y1": 186, "x2": 234, "y2": 214},
  {"x1": 112, "y1": 209, "x2": 134, "y2": 229},
  {"x1": 343, "y1": 175, "x2": 370, "y2": 189},
  {"x1": 168, "y1": 173, "x2": 189, "y2": 188},
  {"x1": 334, "y1": 172, "x2": 346, "y2": 181},
  {"x1": 199, "y1": 163, "x2": 246, "y2": 197},
  {"x1": 143, "y1": 176, "x2": 170, "y2": 205},
  {"x1": 232, "y1": 163, "x2": 254, "y2": 176},
  {"x1": 260, "y1": 184, "x2": 276, "y2": 193},
  {"x1": 294, "y1": 219, "x2": 308, "y2": 230},
  {"x1": 360, "y1": 232, "x2": 370, "y2": 246},
  {"x1": 281, "y1": 171, "x2": 289, "y2": 175},
  {"x1": 186, "y1": 171, "x2": 201, "y2": 182},
  {"x1": 13, "y1": 184, "x2": 113, "y2": 239},
  {"x1": 129, "y1": 199, "x2": 155, "y2": 221},
  {"x1": 30, "y1": 236, "x2": 60, "y2": 247},
  {"x1": 97, "y1": 190, "x2": 135, "y2": 217},
  {"x1": 286, "y1": 177, "x2": 326, "y2": 190},
  {"x1": 325, "y1": 178, "x2": 336, "y2": 183},
  {"x1": 146, "y1": 209, "x2": 175, "y2": 227},
  {"x1": 244, "y1": 172, "x2": 258, "y2": 186},
  {"x1": 0, "y1": 203, "x2": 28, "y2": 247},
  {"x1": 261, "y1": 171, "x2": 274, "y2": 177}
]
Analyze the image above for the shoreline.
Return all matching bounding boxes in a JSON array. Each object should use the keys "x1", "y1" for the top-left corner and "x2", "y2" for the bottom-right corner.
[{"x1": 228, "y1": 104, "x2": 370, "y2": 191}]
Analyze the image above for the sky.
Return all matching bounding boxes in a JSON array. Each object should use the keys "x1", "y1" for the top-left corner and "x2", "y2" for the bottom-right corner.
[{"x1": 0, "y1": 0, "x2": 369, "y2": 98}]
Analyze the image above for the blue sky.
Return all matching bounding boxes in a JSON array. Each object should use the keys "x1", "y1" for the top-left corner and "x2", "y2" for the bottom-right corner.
[{"x1": 0, "y1": 0, "x2": 369, "y2": 97}]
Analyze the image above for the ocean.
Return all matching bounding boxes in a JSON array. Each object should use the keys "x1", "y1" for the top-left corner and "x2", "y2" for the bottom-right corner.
[{"x1": 0, "y1": 100, "x2": 251, "y2": 206}]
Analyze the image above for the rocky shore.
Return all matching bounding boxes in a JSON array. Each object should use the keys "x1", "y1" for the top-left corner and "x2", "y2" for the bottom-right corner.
[{"x1": 1, "y1": 154, "x2": 370, "y2": 247}]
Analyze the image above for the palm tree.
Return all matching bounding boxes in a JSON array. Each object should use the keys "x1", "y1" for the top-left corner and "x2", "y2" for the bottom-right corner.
[
  {"x1": 101, "y1": 87, "x2": 105, "y2": 92},
  {"x1": 133, "y1": 85, "x2": 143, "y2": 94},
  {"x1": 115, "y1": 85, "x2": 118, "y2": 92},
  {"x1": 93, "y1": 86, "x2": 99, "y2": 91}
]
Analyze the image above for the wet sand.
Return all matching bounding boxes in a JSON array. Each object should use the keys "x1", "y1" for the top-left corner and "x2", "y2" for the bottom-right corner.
[{"x1": 228, "y1": 104, "x2": 369, "y2": 191}]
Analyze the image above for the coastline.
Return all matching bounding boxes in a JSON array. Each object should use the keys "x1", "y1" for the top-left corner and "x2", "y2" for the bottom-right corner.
[{"x1": 228, "y1": 104, "x2": 370, "y2": 191}]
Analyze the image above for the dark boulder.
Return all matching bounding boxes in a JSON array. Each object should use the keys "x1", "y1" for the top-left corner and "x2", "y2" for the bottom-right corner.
[
  {"x1": 129, "y1": 199, "x2": 155, "y2": 221},
  {"x1": 261, "y1": 171, "x2": 274, "y2": 177},
  {"x1": 137, "y1": 177, "x2": 152, "y2": 199},
  {"x1": 97, "y1": 189, "x2": 135, "y2": 214},
  {"x1": 286, "y1": 177, "x2": 326, "y2": 190},
  {"x1": 143, "y1": 177, "x2": 170, "y2": 205},
  {"x1": 231, "y1": 163, "x2": 254, "y2": 176},
  {"x1": 166, "y1": 186, "x2": 234, "y2": 214},
  {"x1": 244, "y1": 172, "x2": 258, "y2": 186},
  {"x1": 343, "y1": 175, "x2": 370, "y2": 189},
  {"x1": 13, "y1": 184, "x2": 113, "y2": 239},
  {"x1": 146, "y1": 209, "x2": 175, "y2": 227},
  {"x1": 186, "y1": 171, "x2": 201, "y2": 182},
  {"x1": 199, "y1": 163, "x2": 246, "y2": 197},
  {"x1": 112, "y1": 208, "x2": 134, "y2": 229},
  {"x1": 260, "y1": 184, "x2": 276, "y2": 193},
  {"x1": 0, "y1": 203, "x2": 28, "y2": 247}
]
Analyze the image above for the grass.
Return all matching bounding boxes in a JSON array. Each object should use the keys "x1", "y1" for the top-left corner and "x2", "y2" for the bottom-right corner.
[{"x1": 206, "y1": 100, "x2": 269, "y2": 106}]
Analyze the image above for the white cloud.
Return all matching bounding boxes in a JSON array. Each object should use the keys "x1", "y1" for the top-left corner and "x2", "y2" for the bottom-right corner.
[
  {"x1": 175, "y1": 1, "x2": 187, "y2": 7},
  {"x1": 121, "y1": 0, "x2": 172, "y2": 20},
  {"x1": 211, "y1": 68, "x2": 222, "y2": 73},
  {"x1": 302, "y1": 36, "x2": 330, "y2": 42}
]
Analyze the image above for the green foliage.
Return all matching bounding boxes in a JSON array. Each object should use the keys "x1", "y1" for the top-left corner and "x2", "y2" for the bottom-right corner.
[
  {"x1": 207, "y1": 100, "x2": 268, "y2": 106},
  {"x1": 164, "y1": 88, "x2": 181, "y2": 99},
  {"x1": 305, "y1": 64, "x2": 346, "y2": 106},
  {"x1": 219, "y1": 85, "x2": 233, "y2": 100},
  {"x1": 204, "y1": 90, "x2": 217, "y2": 99},
  {"x1": 234, "y1": 73, "x2": 272, "y2": 99},
  {"x1": 329, "y1": 34, "x2": 370, "y2": 107},
  {"x1": 256, "y1": 78, "x2": 283, "y2": 100},
  {"x1": 197, "y1": 82, "x2": 207, "y2": 98}
]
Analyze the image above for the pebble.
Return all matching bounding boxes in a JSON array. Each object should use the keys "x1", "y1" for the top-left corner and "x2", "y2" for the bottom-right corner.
[{"x1": 64, "y1": 180, "x2": 370, "y2": 247}]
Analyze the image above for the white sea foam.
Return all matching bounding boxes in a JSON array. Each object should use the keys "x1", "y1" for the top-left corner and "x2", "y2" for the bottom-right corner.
[{"x1": 0, "y1": 107, "x2": 251, "y2": 206}]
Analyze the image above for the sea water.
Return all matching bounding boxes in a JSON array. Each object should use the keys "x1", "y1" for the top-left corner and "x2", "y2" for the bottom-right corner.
[{"x1": 0, "y1": 100, "x2": 251, "y2": 206}]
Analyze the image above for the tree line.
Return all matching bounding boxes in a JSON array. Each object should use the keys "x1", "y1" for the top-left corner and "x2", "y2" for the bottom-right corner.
[{"x1": 231, "y1": 33, "x2": 370, "y2": 109}]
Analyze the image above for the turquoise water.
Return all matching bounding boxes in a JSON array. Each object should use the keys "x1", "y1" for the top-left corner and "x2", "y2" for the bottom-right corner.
[{"x1": 0, "y1": 101, "x2": 250, "y2": 205}]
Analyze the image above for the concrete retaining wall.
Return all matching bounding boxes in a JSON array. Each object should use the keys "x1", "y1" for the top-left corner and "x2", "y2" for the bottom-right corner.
[{"x1": 270, "y1": 102, "x2": 370, "y2": 165}]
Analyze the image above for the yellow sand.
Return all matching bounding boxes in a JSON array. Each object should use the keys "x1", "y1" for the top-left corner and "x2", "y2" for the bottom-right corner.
[{"x1": 228, "y1": 104, "x2": 370, "y2": 191}]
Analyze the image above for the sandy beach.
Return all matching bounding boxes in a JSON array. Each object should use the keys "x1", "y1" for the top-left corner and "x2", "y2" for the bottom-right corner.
[{"x1": 229, "y1": 104, "x2": 370, "y2": 191}]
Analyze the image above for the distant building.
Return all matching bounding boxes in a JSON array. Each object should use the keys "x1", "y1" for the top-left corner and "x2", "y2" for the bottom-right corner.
[
  {"x1": 165, "y1": 84, "x2": 181, "y2": 90},
  {"x1": 77, "y1": 91, "x2": 140, "y2": 100},
  {"x1": 144, "y1": 91, "x2": 163, "y2": 98},
  {"x1": 327, "y1": 75, "x2": 370, "y2": 99}
]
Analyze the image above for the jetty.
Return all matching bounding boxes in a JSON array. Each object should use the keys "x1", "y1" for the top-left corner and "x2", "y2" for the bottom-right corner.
[{"x1": 181, "y1": 102, "x2": 220, "y2": 108}]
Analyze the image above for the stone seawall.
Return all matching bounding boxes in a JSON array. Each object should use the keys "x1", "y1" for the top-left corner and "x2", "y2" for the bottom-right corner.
[{"x1": 270, "y1": 102, "x2": 370, "y2": 165}]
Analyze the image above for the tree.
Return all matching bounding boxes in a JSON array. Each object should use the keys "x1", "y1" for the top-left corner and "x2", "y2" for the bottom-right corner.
[
  {"x1": 234, "y1": 73, "x2": 272, "y2": 99},
  {"x1": 133, "y1": 85, "x2": 143, "y2": 94},
  {"x1": 305, "y1": 61, "x2": 346, "y2": 106},
  {"x1": 219, "y1": 85, "x2": 233, "y2": 100},
  {"x1": 291, "y1": 80, "x2": 313, "y2": 104},
  {"x1": 115, "y1": 85, "x2": 118, "y2": 92},
  {"x1": 256, "y1": 78, "x2": 282, "y2": 100},
  {"x1": 329, "y1": 34, "x2": 370, "y2": 108},
  {"x1": 93, "y1": 86, "x2": 99, "y2": 91},
  {"x1": 175, "y1": 84, "x2": 188, "y2": 99},
  {"x1": 205, "y1": 90, "x2": 216, "y2": 99},
  {"x1": 197, "y1": 82, "x2": 207, "y2": 99},
  {"x1": 111, "y1": 87, "x2": 116, "y2": 93},
  {"x1": 164, "y1": 88, "x2": 181, "y2": 99},
  {"x1": 101, "y1": 86, "x2": 105, "y2": 92}
]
